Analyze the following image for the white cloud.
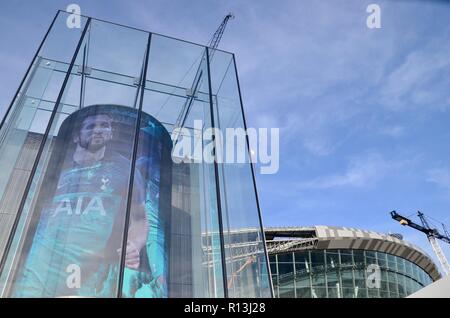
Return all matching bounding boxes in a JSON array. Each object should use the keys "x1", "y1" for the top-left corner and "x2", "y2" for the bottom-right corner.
[
  {"x1": 379, "y1": 125, "x2": 405, "y2": 138},
  {"x1": 229, "y1": 1, "x2": 410, "y2": 158},
  {"x1": 278, "y1": 93, "x2": 366, "y2": 157},
  {"x1": 426, "y1": 168, "x2": 450, "y2": 191},
  {"x1": 296, "y1": 152, "x2": 406, "y2": 190},
  {"x1": 380, "y1": 28, "x2": 450, "y2": 112}
]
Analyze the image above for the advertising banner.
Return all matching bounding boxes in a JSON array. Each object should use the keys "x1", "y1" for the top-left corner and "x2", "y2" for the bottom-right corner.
[{"x1": 11, "y1": 105, "x2": 172, "y2": 298}]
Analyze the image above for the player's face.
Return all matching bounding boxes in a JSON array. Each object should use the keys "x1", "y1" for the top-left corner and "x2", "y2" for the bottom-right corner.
[{"x1": 77, "y1": 114, "x2": 112, "y2": 152}]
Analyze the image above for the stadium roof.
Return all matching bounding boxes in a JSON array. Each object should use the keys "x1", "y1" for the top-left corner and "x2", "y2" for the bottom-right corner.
[{"x1": 265, "y1": 225, "x2": 441, "y2": 281}]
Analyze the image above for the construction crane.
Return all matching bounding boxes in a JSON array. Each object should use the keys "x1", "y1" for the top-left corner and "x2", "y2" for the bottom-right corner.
[
  {"x1": 172, "y1": 13, "x2": 234, "y2": 144},
  {"x1": 390, "y1": 210, "x2": 450, "y2": 275},
  {"x1": 207, "y1": 13, "x2": 234, "y2": 60}
]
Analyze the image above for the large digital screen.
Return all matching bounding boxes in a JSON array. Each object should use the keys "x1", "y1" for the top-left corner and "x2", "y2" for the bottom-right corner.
[{"x1": 10, "y1": 105, "x2": 172, "y2": 298}]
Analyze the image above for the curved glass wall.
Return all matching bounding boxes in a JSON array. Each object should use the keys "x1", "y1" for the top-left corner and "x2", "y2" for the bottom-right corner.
[
  {"x1": 0, "y1": 11, "x2": 271, "y2": 298},
  {"x1": 270, "y1": 249, "x2": 434, "y2": 298}
]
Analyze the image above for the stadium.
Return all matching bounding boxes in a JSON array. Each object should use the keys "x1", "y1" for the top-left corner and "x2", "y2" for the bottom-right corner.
[{"x1": 266, "y1": 226, "x2": 441, "y2": 298}]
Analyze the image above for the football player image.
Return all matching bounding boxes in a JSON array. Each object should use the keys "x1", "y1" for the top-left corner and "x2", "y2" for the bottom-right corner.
[{"x1": 12, "y1": 108, "x2": 150, "y2": 297}]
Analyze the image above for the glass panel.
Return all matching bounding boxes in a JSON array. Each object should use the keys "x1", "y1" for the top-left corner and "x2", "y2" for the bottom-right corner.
[
  {"x1": 397, "y1": 274, "x2": 407, "y2": 297},
  {"x1": 405, "y1": 277, "x2": 413, "y2": 295},
  {"x1": 341, "y1": 270, "x2": 354, "y2": 289},
  {"x1": 377, "y1": 252, "x2": 387, "y2": 269},
  {"x1": 0, "y1": 12, "x2": 89, "y2": 264},
  {"x1": 412, "y1": 264, "x2": 420, "y2": 281},
  {"x1": 272, "y1": 275, "x2": 279, "y2": 291},
  {"x1": 140, "y1": 37, "x2": 226, "y2": 297},
  {"x1": 278, "y1": 263, "x2": 295, "y2": 276},
  {"x1": 278, "y1": 275, "x2": 294, "y2": 298},
  {"x1": 380, "y1": 270, "x2": 389, "y2": 296},
  {"x1": 365, "y1": 250, "x2": 378, "y2": 267},
  {"x1": 397, "y1": 257, "x2": 406, "y2": 275},
  {"x1": 380, "y1": 290, "x2": 389, "y2": 298},
  {"x1": 310, "y1": 251, "x2": 325, "y2": 273},
  {"x1": 122, "y1": 108, "x2": 173, "y2": 298},
  {"x1": 269, "y1": 260, "x2": 277, "y2": 276},
  {"x1": 356, "y1": 288, "x2": 368, "y2": 298},
  {"x1": 209, "y1": 50, "x2": 270, "y2": 297},
  {"x1": 296, "y1": 286, "x2": 311, "y2": 298},
  {"x1": 340, "y1": 250, "x2": 353, "y2": 266},
  {"x1": 406, "y1": 260, "x2": 413, "y2": 277},
  {"x1": 388, "y1": 271, "x2": 398, "y2": 296},
  {"x1": 368, "y1": 288, "x2": 380, "y2": 298},
  {"x1": 342, "y1": 287, "x2": 355, "y2": 298},
  {"x1": 387, "y1": 254, "x2": 397, "y2": 271},
  {"x1": 0, "y1": 12, "x2": 270, "y2": 299},
  {"x1": 419, "y1": 269, "x2": 426, "y2": 285},
  {"x1": 353, "y1": 250, "x2": 365, "y2": 267},
  {"x1": 354, "y1": 269, "x2": 367, "y2": 297},
  {"x1": 311, "y1": 286, "x2": 327, "y2": 298},
  {"x1": 146, "y1": 34, "x2": 204, "y2": 88},
  {"x1": 83, "y1": 79, "x2": 138, "y2": 107},
  {"x1": 311, "y1": 273, "x2": 326, "y2": 287},
  {"x1": 327, "y1": 271, "x2": 341, "y2": 298},
  {"x1": 0, "y1": 18, "x2": 151, "y2": 297},
  {"x1": 412, "y1": 280, "x2": 422, "y2": 293},
  {"x1": 277, "y1": 253, "x2": 293, "y2": 263},
  {"x1": 279, "y1": 287, "x2": 295, "y2": 298},
  {"x1": 277, "y1": 254, "x2": 294, "y2": 276},
  {"x1": 325, "y1": 250, "x2": 339, "y2": 270},
  {"x1": 87, "y1": 20, "x2": 148, "y2": 78},
  {"x1": 422, "y1": 269, "x2": 429, "y2": 286},
  {"x1": 294, "y1": 252, "x2": 310, "y2": 274},
  {"x1": 295, "y1": 276, "x2": 310, "y2": 288},
  {"x1": 273, "y1": 284, "x2": 279, "y2": 298}
]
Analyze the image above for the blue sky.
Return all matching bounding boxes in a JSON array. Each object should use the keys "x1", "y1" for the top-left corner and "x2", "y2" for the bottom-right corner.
[{"x1": 1, "y1": 0, "x2": 450, "y2": 270}]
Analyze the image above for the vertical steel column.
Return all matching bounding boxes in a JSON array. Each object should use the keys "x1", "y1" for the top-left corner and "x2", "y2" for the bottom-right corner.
[
  {"x1": 308, "y1": 251, "x2": 313, "y2": 298},
  {"x1": 131, "y1": 44, "x2": 148, "y2": 110},
  {"x1": 117, "y1": 32, "x2": 152, "y2": 298},
  {"x1": 337, "y1": 250, "x2": 343, "y2": 298},
  {"x1": 206, "y1": 47, "x2": 229, "y2": 298},
  {"x1": 213, "y1": 93, "x2": 235, "y2": 295},
  {"x1": 351, "y1": 251, "x2": 357, "y2": 298},
  {"x1": 293, "y1": 252, "x2": 297, "y2": 298},
  {"x1": 231, "y1": 54, "x2": 274, "y2": 297},
  {"x1": 78, "y1": 39, "x2": 89, "y2": 109},
  {"x1": 323, "y1": 250, "x2": 329, "y2": 298},
  {"x1": 0, "y1": 11, "x2": 59, "y2": 133},
  {"x1": 363, "y1": 250, "x2": 369, "y2": 297},
  {"x1": 0, "y1": 16, "x2": 92, "y2": 282},
  {"x1": 80, "y1": 27, "x2": 91, "y2": 109},
  {"x1": 275, "y1": 254, "x2": 279, "y2": 297}
]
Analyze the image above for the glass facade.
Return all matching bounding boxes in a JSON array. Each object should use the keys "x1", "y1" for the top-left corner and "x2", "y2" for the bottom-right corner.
[
  {"x1": 0, "y1": 11, "x2": 271, "y2": 298},
  {"x1": 270, "y1": 249, "x2": 434, "y2": 298}
]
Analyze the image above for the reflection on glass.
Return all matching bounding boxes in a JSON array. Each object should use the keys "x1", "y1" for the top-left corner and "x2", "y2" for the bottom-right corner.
[
  {"x1": 269, "y1": 249, "x2": 434, "y2": 298},
  {"x1": 124, "y1": 107, "x2": 172, "y2": 298},
  {"x1": 209, "y1": 49, "x2": 271, "y2": 298},
  {"x1": 0, "y1": 11, "x2": 271, "y2": 298},
  {"x1": 0, "y1": 13, "x2": 88, "y2": 262},
  {"x1": 9, "y1": 105, "x2": 171, "y2": 297}
]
